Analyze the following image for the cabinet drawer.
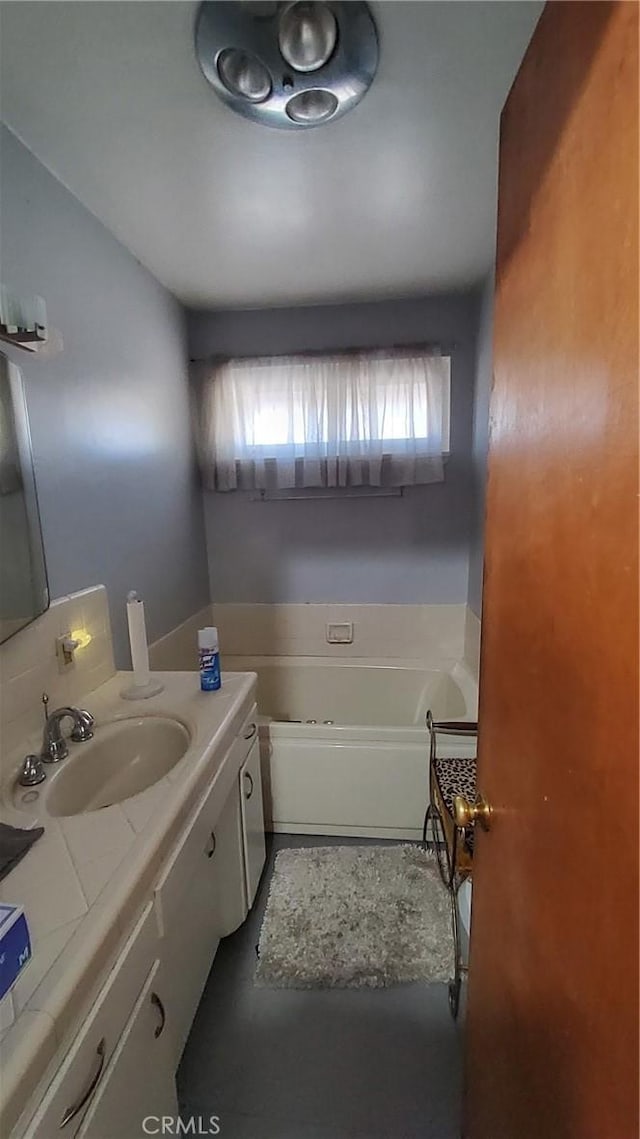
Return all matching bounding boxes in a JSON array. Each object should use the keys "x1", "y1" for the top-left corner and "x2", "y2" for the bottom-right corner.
[{"x1": 23, "y1": 903, "x2": 157, "y2": 1139}]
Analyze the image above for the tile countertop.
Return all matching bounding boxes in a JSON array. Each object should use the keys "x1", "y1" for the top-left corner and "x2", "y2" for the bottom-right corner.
[{"x1": 0, "y1": 670, "x2": 257, "y2": 1138}]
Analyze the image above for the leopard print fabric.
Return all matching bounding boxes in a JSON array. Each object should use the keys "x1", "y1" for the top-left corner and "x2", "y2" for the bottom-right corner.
[{"x1": 433, "y1": 755, "x2": 478, "y2": 854}]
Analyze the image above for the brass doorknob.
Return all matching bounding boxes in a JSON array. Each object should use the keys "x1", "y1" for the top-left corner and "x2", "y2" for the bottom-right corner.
[{"x1": 453, "y1": 793, "x2": 493, "y2": 832}]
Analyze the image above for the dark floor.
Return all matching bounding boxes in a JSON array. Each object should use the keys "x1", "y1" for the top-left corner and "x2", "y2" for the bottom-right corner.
[{"x1": 177, "y1": 834, "x2": 463, "y2": 1139}]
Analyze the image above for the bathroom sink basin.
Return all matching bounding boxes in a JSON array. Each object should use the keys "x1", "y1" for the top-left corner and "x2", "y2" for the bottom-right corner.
[{"x1": 35, "y1": 716, "x2": 191, "y2": 816}]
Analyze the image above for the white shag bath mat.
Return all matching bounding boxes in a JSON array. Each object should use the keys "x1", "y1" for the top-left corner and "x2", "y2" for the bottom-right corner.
[{"x1": 255, "y1": 845, "x2": 453, "y2": 989}]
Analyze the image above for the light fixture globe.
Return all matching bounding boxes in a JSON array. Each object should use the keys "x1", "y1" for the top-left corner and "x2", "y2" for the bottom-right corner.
[
  {"x1": 195, "y1": 1, "x2": 378, "y2": 129},
  {"x1": 218, "y1": 48, "x2": 272, "y2": 102},
  {"x1": 286, "y1": 88, "x2": 338, "y2": 123},
  {"x1": 279, "y1": 2, "x2": 338, "y2": 73}
]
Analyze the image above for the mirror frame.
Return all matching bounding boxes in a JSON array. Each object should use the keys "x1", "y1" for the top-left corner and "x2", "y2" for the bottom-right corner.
[{"x1": 0, "y1": 353, "x2": 49, "y2": 643}]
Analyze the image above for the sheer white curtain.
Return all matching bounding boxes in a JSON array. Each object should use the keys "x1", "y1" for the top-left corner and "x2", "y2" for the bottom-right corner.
[{"x1": 196, "y1": 350, "x2": 450, "y2": 491}]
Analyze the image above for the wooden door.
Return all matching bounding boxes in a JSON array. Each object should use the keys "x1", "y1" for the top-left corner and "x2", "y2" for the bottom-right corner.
[{"x1": 464, "y1": 4, "x2": 639, "y2": 1138}]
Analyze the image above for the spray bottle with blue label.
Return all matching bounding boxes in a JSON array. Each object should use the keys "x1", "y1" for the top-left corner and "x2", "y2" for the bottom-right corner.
[{"x1": 198, "y1": 627, "x2": 221, "y2": 691}]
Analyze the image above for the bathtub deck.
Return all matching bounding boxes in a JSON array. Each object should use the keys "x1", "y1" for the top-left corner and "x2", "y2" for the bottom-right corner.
[{"x1": 177, "y1": 834, "x2": 463, "y2": 1139}]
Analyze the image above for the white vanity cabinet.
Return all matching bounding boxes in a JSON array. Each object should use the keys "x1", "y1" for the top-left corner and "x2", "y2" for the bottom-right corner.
[
  {"x1": 240, "y1": 735, "x2": 267, "y2": 907},
  {"x1": 76, "y1": 960, "x2": 177, "y2": 1138},
  {"x1": 12, "y1": 689, "x2": 266, "y2": 1139},
  {"x1": 154, "y1": 776, "x2": 247, "y2": 1065},
  {"x1": 215, "y1": 777, "x2": 250, "y2": 938},
  {"x1": 22, "y1": 903, "x2": 161, "y2": 1139}
]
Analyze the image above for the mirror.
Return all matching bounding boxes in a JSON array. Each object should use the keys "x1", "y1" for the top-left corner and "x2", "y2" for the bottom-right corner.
[{"x1": 0, "y1": 353, "x2": 49, "y2": 643}]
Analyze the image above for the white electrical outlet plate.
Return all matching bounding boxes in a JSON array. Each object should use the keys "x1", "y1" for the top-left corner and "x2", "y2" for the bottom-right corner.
[{"x1": 326, "y1": 622, "x2": 354, "y2": 644}]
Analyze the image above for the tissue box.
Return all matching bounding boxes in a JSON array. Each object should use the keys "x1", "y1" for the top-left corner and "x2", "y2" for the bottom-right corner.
[{"x1": 0, "y1": 904, "x2": 31, "y2": 1000}]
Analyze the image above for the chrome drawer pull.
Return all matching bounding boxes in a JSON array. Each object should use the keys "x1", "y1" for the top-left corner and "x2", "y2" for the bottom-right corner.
[
  {"x1": 151, "y1": 991, "x2": 167, "y2": 1038},
  {"x1": 59, "y1": 1038, "x2": 106, "y2": 1128},
  {"x1": 243, "y1": 722, "x2": 257, "y2": 741},
  {"x1": 244, "y1": 771, "x2": 254, "y2": 800},
  {"x1": 206, "y1": 831, "x2": 216, "y2": 859}
]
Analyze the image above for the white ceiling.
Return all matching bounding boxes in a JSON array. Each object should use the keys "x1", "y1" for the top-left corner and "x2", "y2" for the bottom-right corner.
[{"x1": 0, "y1": 1, "x2": 542, "y2": 308}]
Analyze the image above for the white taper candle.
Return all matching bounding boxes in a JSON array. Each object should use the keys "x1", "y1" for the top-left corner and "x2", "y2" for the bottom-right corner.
[{"x1": 126, "y1": 591, "x2": 150, "y2": 688}]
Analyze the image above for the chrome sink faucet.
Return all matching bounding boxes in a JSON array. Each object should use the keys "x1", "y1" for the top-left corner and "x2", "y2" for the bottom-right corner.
[
  {"x1": 40, "y1": 693, "x2": 94, "y2": 763},
  {"x1": 17, "y1": 696, "x2": 95, "y2": 786}
]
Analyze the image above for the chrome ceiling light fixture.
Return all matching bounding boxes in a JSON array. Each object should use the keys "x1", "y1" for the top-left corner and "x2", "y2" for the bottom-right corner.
[{"x1": 195, "y1": 1, "x2": 378, "y2": 129}]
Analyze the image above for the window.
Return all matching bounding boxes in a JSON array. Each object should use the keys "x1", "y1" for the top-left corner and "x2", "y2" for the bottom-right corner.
[{"x1": 197, "y1": 349, "x2": 450, "y2": 492}]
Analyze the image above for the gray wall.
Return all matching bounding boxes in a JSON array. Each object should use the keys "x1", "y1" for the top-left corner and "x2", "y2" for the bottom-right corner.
[
  {"x1": 188, "y1": 293, "x2": 479, "y2": 605},
  {"x1": 467, "y1": 273, "x2": 494, "y2": 616},
  {"x1": 0, "y1": 127, "x2": 210, "y2": 664}
]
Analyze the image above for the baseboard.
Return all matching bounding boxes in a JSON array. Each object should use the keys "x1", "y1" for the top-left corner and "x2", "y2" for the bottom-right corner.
[{"x1": 268, "y1": 821, "x2": 439, "y2": 842}]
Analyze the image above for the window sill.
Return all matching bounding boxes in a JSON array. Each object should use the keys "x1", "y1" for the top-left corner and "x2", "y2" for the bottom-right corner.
[{"x1": 249, "y1": 486, "x2": 405, "y2": 501}]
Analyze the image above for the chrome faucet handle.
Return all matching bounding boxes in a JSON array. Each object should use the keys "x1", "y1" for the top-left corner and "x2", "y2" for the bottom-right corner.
[
  {"x1": 70, "y1": 709, "x2": 94, "y2": 742},
  {"x1": 42, "y1": 735, "x2": 69, "y2": 763},
  {"x1": 19, "y1": 754, "x2": 46, "y2": 787}
]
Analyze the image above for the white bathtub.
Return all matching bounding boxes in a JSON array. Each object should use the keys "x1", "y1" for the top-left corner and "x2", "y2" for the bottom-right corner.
[{"x1": 225, "y1": 657, "x2": 478, "y2": 840}]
